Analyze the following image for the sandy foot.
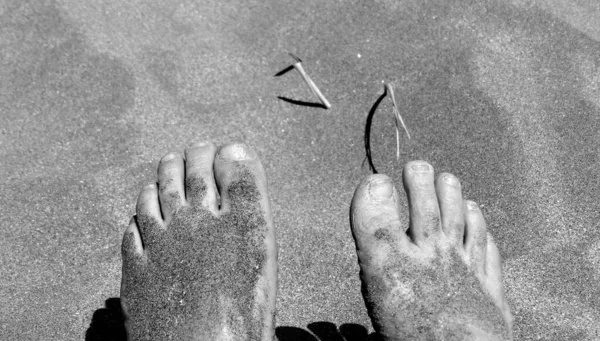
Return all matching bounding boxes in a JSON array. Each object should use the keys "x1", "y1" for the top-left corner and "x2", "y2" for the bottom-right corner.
[
  {"x1": 350, "y1": 161, "x2": 513, "y2": 341},
  {"x1": 120, "y1": 142, "x2": 277, "y2": 341}
]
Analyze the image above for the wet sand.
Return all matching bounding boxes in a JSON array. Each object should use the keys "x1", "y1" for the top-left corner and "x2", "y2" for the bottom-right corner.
[{"x1": 1, "y1": 0, "x2": 599, "y2": 339}]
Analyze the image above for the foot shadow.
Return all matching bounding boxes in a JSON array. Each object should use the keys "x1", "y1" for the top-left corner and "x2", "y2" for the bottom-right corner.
[
  {"x1": 276, "y1": 322, "x2": 378, "y2": 341},
  {"x1": 85, "y1": 299, "x2": 376, "y2": 341},
  {"x1": 85, "y1": 297, "x2": 127, "y2": 341}
]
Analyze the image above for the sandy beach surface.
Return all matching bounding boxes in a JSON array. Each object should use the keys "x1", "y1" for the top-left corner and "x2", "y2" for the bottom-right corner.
[{"x1": 1, "y1": 0, "x2": 599, "y2": 339}]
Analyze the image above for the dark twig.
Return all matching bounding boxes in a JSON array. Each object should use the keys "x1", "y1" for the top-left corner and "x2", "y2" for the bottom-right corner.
[
  {"x1": 274, "y1": 65, "x2": 294, "y2": 77},
  {"x1": 363, "y1": 91, "x2": 387, "y2": 174},
  {"x1": 363, "y1": 84, "x2": 412, "y2": 173},
  {"x1": 277, "y1": 96, "x2": 327, "y2": 109}
]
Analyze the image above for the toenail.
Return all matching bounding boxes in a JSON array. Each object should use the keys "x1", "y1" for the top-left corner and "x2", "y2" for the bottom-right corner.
[
  {"x1": 443, "y1": 174, "x2": 460, "y2": 187},
  {"x1": 466, "y1": 201, "x2": 479, "y2": 210},
  {"x1": 410, "y1": 163, "x2": 430, "y2": 173},
  {"x1": 188, "y1": 141, "x2": 209, "y2": 148},
  {"x1": 161, "y1": 153, "x2": 176, "y2": 162},
  {"x1": 219, "y1": 143, "x2": 257, "y2": 161},
  {"x1": 368, "y1": 178, "x2": 394, "y2": 201}
]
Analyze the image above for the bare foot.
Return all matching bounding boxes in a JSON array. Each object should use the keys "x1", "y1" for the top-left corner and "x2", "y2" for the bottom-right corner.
[
  {"x1": 120, "y1": 142, "x2": 277, "y2": 341},
  {"x1": 350, "y1": 161, "x2": 513, "y2": 341}
]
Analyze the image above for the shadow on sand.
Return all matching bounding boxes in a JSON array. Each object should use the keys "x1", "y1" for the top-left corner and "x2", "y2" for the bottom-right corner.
[
  {"x1": 277, "y1": 322, "x2": 377, "y2": 341},
  {"x1": 277, "y1": 96, "x2": 328, "y2": 109},
  {"x1": 85, "y1": 297, "x2": 126, "y2": 341},
  {"x1": 86, "y1": 297, "x2": 376, "y2": 341},
  {"x1": 362, "y1": 90, "x2": 387, "y2": 174}
]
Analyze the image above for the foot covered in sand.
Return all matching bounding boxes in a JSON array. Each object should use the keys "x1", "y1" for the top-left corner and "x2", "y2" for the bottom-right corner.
[
  {"x1": 350, "y1": 161, "x2": 513, "y2": 341},
  {"x1": 120, "y1": 142, "x2": 277, "y2": 341}
]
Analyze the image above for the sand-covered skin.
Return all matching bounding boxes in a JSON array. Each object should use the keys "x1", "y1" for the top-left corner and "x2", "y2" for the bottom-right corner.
[
  {"x1": 120, "y1": 142, "x2": 277, "y2": 341},
  {"x1": 350, "y1": 162, "x2": 513, "y2": 341}
]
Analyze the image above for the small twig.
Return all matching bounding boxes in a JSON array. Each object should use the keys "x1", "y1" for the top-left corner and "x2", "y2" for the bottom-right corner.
[
  {"x1": 289, "y1": 52, "x2": 331, "y2": 109},
  {"x1": 384, "y1": 83, "x2": 411, "y2": 160}
]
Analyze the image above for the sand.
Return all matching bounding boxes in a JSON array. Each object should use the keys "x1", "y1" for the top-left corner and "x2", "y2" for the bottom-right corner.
[{"x1": 1, "y1": 0, "x2": 599, "y2": 340}]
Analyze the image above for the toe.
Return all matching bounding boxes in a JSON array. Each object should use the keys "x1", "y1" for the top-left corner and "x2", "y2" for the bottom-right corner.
[
  {"x1": 484, "y1": 233, "x2": 502, "y2": 282},
  {"x1": 135, "y1": 183, "x2": 164, "y2": 246},
  {"x1": 403, "y1": 161, "x2": 441, "y2": 246},
  {"x1": 184, "y1": 141, "x2": 219, "y2": 214},
  {"x1": 213, "y1": 143, "x2": 269, "y2": 215},
  {"x1": 435, "y1": 173, "x2": 465, "y2": 245},
  {"x1": 120, "y1": 217, "x2": 145, "y2": 319},
  {"x1": 157, "y1": 152, "x2": 186, "y2": 223},
  {"x1": 212, "y1": 142, "x2": 277, "y2": 294},
  {"x1": 136, "y1": 184, "x2": 163, "y2": 225},
  {"x1": 122, "y1": 216, "x2": 144, "y2": 258},
  {"x1": 485, "y1": 233, "x2": 514, "y2": 331},
  {"x1": 463, "y1": 200, "x2": 487, "y2": 276},
  {"x1": 350, "y1": 174, "x2": 411, "y2": 267}
]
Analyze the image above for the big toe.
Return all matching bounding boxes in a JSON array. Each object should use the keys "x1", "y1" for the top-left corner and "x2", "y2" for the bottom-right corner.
[
  {"x1": 213, "y1": 142, "x2": 277, "y2": 322},
  {"x1": 214, "y1": 143, "x2": 270, "y2": 216},
  {"x1": 350, "y1": 174, "x2": 412, "y2": 270}
]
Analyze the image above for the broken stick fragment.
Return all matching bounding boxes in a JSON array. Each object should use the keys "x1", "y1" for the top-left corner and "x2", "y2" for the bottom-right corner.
[
  {"x1": 289, "y1": 52, "x2": 332, "y2": 109},
  {"x1": 384, "y1": 83, "x2": 411, "y2": 160}
]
